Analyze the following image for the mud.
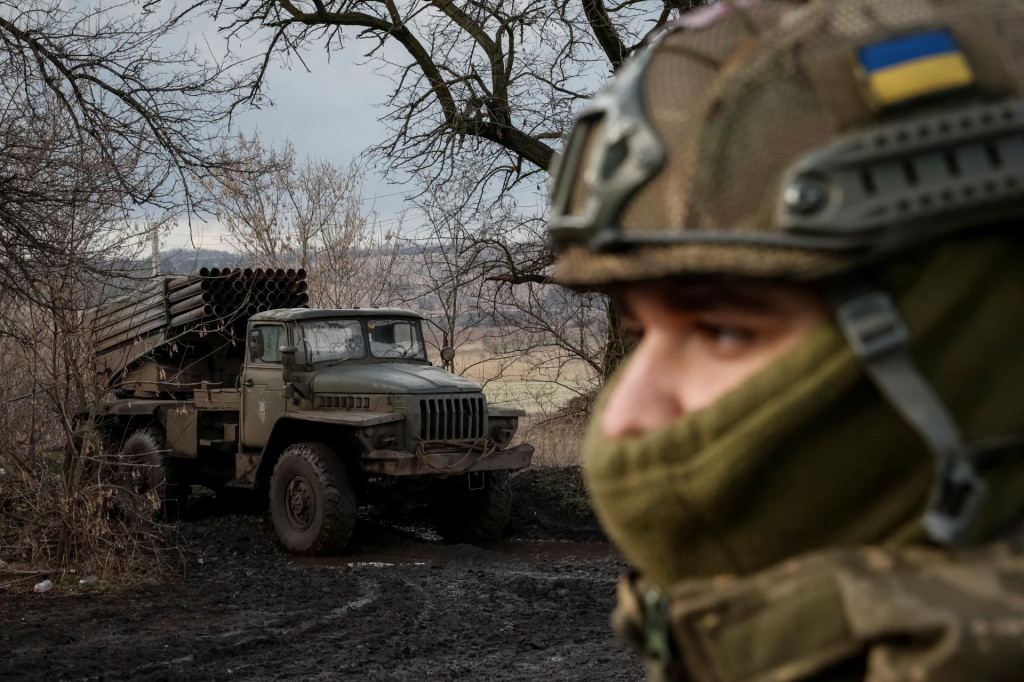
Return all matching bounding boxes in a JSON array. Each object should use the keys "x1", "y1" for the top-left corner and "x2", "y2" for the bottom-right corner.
[{"x1": 0, "y1": 474, "x2": 643, "y2": 681}]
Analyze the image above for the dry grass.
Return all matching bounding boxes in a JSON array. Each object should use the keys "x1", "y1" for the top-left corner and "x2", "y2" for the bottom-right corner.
[
  {"x1": 0, "y1": 418, "x2": 180, "y2": 592},
  {"x1": 515, "y1": 413, "x2": 586, "y2": 468},
  {"x1": 0, "y1": 447, "x2": 179, "y2": 592},
  {"x1": 512, "y1": 391, "x2": 595, "y2": 469},
  {"x1": 0, "y1": 295, "x2": 185, "y2": 589}
]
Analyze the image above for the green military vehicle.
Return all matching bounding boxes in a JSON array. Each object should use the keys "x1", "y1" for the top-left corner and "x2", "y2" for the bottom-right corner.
[{"x1": 78, "y1": 268, "x2": 532, "y2": 554}]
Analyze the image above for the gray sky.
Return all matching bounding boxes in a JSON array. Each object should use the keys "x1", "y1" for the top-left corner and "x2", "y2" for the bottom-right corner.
[
  {"x1": 162, "y1": 10, "x2": 565, "y2": 255},
  {"x1": 164, "y1": 29, "x2": 413, "y2": 252}
]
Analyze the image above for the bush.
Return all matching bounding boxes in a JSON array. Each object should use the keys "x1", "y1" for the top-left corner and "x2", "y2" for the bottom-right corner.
[{"x1": 0, "y1": 299, "x2": 177, "y2": 589}]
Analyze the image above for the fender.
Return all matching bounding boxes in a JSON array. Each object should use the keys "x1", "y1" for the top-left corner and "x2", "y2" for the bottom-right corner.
[
  {"x1": 252, "y1": 412, "x2": 407, "y2": 488},
  {"x1": 98, "y1": 399, "x2": 180, "y2": 417},
  {"x1": 487, "y1": 406, "x2": 526, "y2": 418},
  {"x1": 259, "y1": 411, "x2": 405, "y2": 459}
]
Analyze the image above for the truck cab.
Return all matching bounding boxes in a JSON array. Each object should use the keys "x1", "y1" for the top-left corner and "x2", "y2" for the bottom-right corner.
[{"x1": 240, "y1": 308, "x2": 530, "y2": 478}]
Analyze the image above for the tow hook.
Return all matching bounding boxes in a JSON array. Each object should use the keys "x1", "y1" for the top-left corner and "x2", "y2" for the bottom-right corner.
[{"x1": 467, "y1": 471, "x2": 485, "y2": 491}]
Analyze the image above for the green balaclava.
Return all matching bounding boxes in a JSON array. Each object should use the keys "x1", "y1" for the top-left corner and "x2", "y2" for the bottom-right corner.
[{"x1": 584, "y1": 235, "x2": 1024, "y2": 589}]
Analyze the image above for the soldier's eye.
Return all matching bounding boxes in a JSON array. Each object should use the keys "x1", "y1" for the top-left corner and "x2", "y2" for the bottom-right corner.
[{"x1": 695, "y1": 322, "x2": 756, "y2": 355}]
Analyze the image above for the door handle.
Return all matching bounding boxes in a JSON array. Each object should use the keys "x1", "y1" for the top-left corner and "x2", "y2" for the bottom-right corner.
[{"x1": 243, "y1": 378, "x2": 255, "y2": 387}]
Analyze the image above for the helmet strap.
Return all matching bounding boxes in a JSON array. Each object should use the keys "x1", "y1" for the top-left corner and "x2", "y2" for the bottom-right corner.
[{"x1": 829, "y1": 283, "x2": 988, "y2": 547}]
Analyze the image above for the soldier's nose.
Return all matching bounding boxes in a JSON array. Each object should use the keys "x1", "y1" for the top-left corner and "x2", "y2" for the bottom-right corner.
[{"x1": 601, "y1": 337, "x2": 684, "y2": 439}]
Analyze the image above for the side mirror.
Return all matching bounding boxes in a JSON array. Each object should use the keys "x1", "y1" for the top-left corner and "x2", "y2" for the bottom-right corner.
[
  {"x1": 440, "y1": 346, "x2": 456, "y2": 365},
  {"x1": 280, "y1": 345, "x2": 297, "y2": 382}
]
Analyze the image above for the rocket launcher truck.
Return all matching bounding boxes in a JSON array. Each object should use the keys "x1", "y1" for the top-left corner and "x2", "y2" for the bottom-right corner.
[{"x1": 77, "y1": 267, "x2": 533, "y2": 554}]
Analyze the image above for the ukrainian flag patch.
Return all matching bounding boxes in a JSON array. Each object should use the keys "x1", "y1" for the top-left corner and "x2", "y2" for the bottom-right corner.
[{"x1": 857, "y1": 29, "x2": 975, "y2": 108}]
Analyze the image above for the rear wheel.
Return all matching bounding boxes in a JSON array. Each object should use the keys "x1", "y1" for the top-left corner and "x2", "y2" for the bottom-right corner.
[
  {"x1": 432, "y1": 470, "x2": 512, "y2": 543},
  {"x1": 67, "y1": 423, "x2": 110, "y2": 488},
  {"x1": 269, "y1": 443, "x2": 357, "y2": 555},
  {"x1": 110, "y1": 427, "x2": 189, "y2": 521}
]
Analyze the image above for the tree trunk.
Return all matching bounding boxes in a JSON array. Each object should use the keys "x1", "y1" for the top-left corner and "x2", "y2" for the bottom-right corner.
[{"x1": 602, "y1": 298, "x2": 633, "y2": 382}]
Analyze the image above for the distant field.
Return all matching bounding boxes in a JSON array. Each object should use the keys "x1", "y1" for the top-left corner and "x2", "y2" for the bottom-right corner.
[
  {"x1": 435, "y1": 335, "x2": 598, "y2": 413},
  {"x1": 482, "y1": 380, "x2": 586, "y2": 412}
]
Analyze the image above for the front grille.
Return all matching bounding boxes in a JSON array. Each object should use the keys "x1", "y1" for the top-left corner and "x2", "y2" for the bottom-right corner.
[
  {"x1": 419, "y1": 396, "x2": 485, "y2": 441},
  {"x1": 317, "y1": 394, "x2": 372, "y2": 409}
]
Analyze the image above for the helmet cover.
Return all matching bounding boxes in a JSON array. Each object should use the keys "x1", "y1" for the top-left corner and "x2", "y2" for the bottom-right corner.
[{"x1": 548, "y1": 0, "x2": 1024, "y2": 286}]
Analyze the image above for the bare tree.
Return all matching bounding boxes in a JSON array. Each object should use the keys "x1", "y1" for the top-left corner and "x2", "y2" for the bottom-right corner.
[
  {"x1": 0, "y1": 0, "x2": 255, "y2": 303},
  {"x1": 205, "y1": 0, "x2": 706, "y2": 384},
  {"x1": 471, "y1": 195, "x2": 615, "y2": 388},
  {"x1": 208, "y1": 133, "x2": 407, "y2": 307},
  {"x1": 0, "y1": 98, "x2": 159, "y2": 572},
  {"x1": 400, "y1": 180, "x2": 495, "y2": 374},
  {"x1": 212, "y1": 0, "x2": 695, "y2": 193},
  {"x1": 386, "y1": 167, "x2": 611, "y2": 407},
  {"x1": 320, "y1": 224, "x2": 408, "y2": 309},
  {"x1": 0, "y1": 0, "x2": 259, "y2": 575},
  {"x1": 209, "y1": 135, "x2": 299, "y2": 266}
]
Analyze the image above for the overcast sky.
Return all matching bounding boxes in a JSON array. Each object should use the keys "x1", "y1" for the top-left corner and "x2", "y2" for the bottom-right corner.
[
  {"x1": 161, "y1": 8, "x2": 566, "y2": 259},
  {"x1": 163, "y1": 25, "x2": 415, "y2": 253}
]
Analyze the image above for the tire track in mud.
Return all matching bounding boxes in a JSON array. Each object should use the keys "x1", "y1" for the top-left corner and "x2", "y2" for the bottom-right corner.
[
  {"x1": 189, "y1": 572, "x2": 383, "y2": 647},
  {"x1": 1, "y1": 514, "x2": 644, "y2": 681}
]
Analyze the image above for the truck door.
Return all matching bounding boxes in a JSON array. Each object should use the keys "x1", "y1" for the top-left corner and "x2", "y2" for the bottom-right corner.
[{"x1": 242, "y1": 323, "x2": 288, "y2": 449}]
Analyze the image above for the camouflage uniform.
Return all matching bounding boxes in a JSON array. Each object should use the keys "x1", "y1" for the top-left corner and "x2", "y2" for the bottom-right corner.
[
  {"x1": 545, "y1": 1, "x2": 1024, "y2": 679},
  {"x1": 613, "y1": 538, "x2": 1024, "y2": 682}
]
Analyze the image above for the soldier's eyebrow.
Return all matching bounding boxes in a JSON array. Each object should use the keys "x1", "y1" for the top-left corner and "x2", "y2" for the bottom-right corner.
[
  {"x1": 658, "y1": 284, "x2": 793, "y2": 314},
  {"x1": 613, "y1": 282, "x2": 820, "y2": 322}
]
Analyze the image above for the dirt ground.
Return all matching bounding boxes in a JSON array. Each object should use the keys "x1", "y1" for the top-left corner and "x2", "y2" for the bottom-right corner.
[{"x1": 0, "y1": 471, "x2": 643, "y2": 681}]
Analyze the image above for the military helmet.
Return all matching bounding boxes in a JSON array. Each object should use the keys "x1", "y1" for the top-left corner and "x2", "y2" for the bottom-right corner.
[
  {"x1": 548, "y1": 0, "x2": 1024, "y2": 287},
  {"x1": 548, "y1": 0, "x2": 1024, "y2": 548}
]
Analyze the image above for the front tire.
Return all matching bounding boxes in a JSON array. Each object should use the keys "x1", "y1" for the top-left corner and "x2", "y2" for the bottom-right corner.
[
  {"x1": 432, "y1": 470, "x2": 512, "y2": 543},
  {"x1": 269, "y1": 443, "x2": 357, "y2": 555}
]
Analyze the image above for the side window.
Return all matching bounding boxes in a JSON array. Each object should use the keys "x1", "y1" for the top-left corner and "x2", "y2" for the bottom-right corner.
[
  {"x1": 368, "y1": 319, "x2": 426, "y2": 359},
  {"x1": 249, "y1": 325, "x2": 286, "y2": 364}
]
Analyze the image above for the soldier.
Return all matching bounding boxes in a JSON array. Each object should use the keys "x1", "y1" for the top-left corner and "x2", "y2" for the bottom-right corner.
[{"x1": 546, "y1": 1, "x2": 1024, "y2": 679}]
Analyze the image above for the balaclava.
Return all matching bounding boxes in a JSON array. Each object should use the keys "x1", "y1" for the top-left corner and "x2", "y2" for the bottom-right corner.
[{"x1": 584, "y1": 235, "x2": 1024, "y2": 588}]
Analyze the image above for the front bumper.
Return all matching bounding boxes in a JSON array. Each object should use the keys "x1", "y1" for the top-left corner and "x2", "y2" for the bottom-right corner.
[{"x1": 361, "y1": 442, "x2": 534, "y2": 476}]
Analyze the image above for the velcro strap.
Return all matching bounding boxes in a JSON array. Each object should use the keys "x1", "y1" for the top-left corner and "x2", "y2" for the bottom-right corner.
[{"x1": 667, "y1": 570, "x2": 858, "y2": 682}]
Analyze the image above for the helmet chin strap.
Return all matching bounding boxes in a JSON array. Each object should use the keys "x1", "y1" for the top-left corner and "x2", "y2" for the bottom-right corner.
[{"x1": 829, "y1": 283, "x2": 992, "y2": 547}]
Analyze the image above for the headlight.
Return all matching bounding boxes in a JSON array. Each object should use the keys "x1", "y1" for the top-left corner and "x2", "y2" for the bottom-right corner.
[
  {"x1": 491, "y1": 423, "x2": 516, "y2": 447},
  {"x1": 373, "y1": 429, "x2": 397, "y2": 449}
]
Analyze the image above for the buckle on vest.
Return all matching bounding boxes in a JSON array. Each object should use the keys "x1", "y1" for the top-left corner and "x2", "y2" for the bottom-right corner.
[
  {"x1": 924, "y1": 460, "x2": 988, "y2": 546},
  {"x1": 644, "y1": 588, "x2": 675, "y2": 665}
]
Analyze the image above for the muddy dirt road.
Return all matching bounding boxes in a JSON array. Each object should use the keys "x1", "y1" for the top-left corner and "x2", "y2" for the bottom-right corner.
[{"x1": 0, "y1": 475, "x2": 644, "y2": 681}]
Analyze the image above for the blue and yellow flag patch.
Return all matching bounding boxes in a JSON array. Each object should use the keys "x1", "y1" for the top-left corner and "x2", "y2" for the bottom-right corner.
[{"x1": 857, "y1": 29, "x2": 975, "y2": 108}]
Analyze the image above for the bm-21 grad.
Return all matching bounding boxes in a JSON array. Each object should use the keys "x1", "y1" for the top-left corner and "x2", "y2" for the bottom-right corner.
[{"x1": 76, "y1": 268, "x2": 533, "y2": 553}]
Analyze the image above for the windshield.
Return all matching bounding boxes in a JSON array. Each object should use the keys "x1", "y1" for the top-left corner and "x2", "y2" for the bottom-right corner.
[
  {"x1": 298, "y1": 319, "x2": 365, "y2": 363},
  {"x1": 368, "y1": 318, "x2": 427, "y2": 360}
]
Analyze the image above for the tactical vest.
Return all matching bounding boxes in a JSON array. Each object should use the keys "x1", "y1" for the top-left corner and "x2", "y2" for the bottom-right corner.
[{"x1": 613, "y1": 535, "x2": 1024, "y2": 682}]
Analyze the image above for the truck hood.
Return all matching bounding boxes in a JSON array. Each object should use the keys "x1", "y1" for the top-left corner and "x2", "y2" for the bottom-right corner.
[{"x1": 310, "y1": 363, "x2": 481, "y2": 394}]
